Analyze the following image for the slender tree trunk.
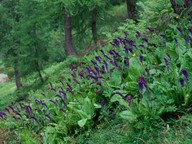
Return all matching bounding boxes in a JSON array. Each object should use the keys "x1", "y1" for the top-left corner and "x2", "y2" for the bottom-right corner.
[
  {"x1": 126, "y1": 0, "x2": 137, "y2": 21},
  {"x1": 13, "y1": 12, "x2": 22, "y2": 90},
  {"x1": 92, "y1": 8, "x2": 97, "y2": 45},
  {"x1": 35, "y1": 61, "x2": 44, "y2": 83},
  {"x1": 14, "y1": 59, "x2": 22, "y2": 90},
  {"x1": 64, "y1": 9, "x2": 76, "y2": 56}
]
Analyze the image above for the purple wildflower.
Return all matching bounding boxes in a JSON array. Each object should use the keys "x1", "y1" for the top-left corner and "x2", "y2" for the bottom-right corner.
[
  {"x1": 142, "y1": 37, "x2": 148, "y2": 43},
  {"x1": 126, "y1": 95, "x2": 132, "y2": 103},
  {"x1": 164, "y1": 58, "x2": 170, "y2": 71},
  {"x1": 138, "y1": 76, "x2": 149, "y2": 94},
  {"x1": 113, "y1": 59, "x2": 119, "y2": 67},
  {"x1": 49, "y1": 99, "x2": 57, "y2": 106},
  {"x1": 96, "y1": 89, "x2": 102, "y2": 94},
  {"x1": 124, "y1": 32, "x2": 128, "y2": 38},
  {"x1": 127, "y1": 40, "x2": 134, "y2": 46},
  {"x1": 72, "y1": 71, "x2": 76, "y2": 77},
  {"x1": 60, "y1": 108, "x2": 66, "y2": 113},
  {"x1": 125, "y1": 57, "x2": 129, "y2": 67},
  {"x1": 115, "y1": 91, "x2": 124, "y2": 97},
  {"x1": 185, "y1": 36, "x2": 190, "y2": 44},
  {"x1": 179, "y1": 78, "x2": 185, "y2": 87},
  {"x1": 174, "y1": 38, "x2": 178, "y2": 45},
  {"x1": 8, "y1": 106, "x2": 14, "y2": 111},
  {"x1": 128, "y1": 48, "x2": 133, "y2": 54},
  {"x1": 177, "y1": 27, "x2": 183, "y2": 34},
  {"x1": 124, "y1": 47, "x2": 129, "y2": 54},
  {"x1": 78, "y1": 71, "x2": 84, "y2": 79},
  {"x1": 104, "y1": 61, "x2": 108, "y2": 71},
  {"x1": 95, "y1": 56, "x2": 102, "y2": 63},
  {"x1": 136, "y1": 31, "x2": 141, "y2": 39},
  {"x1": 166, "y1": 53, "x2": 171, "y2": 60},
  {"x1": 5, "y1": 108, "x2": 10, "y2": 113},
  {"x1": 30, "y1": 116, "x2": 38, "y2": 123},
  {"x1": 101, "y1": 99, "x2": 106, "y2": 107},
  {"x1": 182, "y1": 68, "x2": 189, "y2": 82},
  {"x1": 11, "y1": 101, "x2": 16, "y2": 105},
  {"x1": 45, "y1": 114, "x2": 51, "y2": 120},
  {"x1": 139, "y1": 56, "x2": 143, "y2": 63},
  {"x1": 91, "y1": 60, "x2": 98, "y2": 66}
]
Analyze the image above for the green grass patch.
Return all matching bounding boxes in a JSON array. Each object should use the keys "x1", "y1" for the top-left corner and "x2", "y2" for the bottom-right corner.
[{"x1": 0, "y1": 82, "x2": 16, "y2": 110}]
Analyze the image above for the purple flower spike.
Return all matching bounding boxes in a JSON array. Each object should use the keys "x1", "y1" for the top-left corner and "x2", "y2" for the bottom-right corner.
[
  {"x1": 179, "y1": 78, "x2": 185, "y2": 87},
  {"x1": 96, "y1": 89, "x2": 102, "y2": 94},
  {"x1": 49, "y1": 99, "x2": 57, "y2": 106},
  {"x1": 31, "y1": 116, "x2": 38, "y2": 123},
  {"x1": 95, "y1": 56, "x2": 102, "y2": 63},
  {"x1": 139, "y1": 56, "x2": 143, "y2": 63},
  {"x1": 164, "y1": 58, "x2": 170, "y2": 71},
  {"x1": 115, "y1": 91, "x2": 124, "y2": 97},
  {"x1": 185, "y1": 36, "x2": 190, "y2": 44},
  {"x1": 136, "y1": 32, "x2": 141, "y2": 39},
  {"x1": 5, "y1": 108, "x2": 10, "y2": 113},
  {"x1": 124, "y1": 32, "x2": 128, "y2": 38},
  {"x1": 174, "y1": 38, "x2": 178, "y2": 45},
  {"x1": 177, "y1": 27, "x2": 183, "y2": 34},
  {"x1": 126, "y1": 95, "x2": 132, "y2": 103},
  {"x1": 124, "y1": 47, "x2": 129, "y2": 54},
  {"x1": 45, "y1": 114, "x2": 51, "y2": 120},
  {"x1": 104, "y1": 61, "x2": 108, "y2": 71},
  {"x1": 166, "y1": 53, "x2": 171, "y2": 60},
  {"x1": 142, "y1": 37, "x2": 148, "y2": 43},
  {"x1": 125, "y1": 57, "x2": 129, "y2": 67},
  {"x1": 138, "y1": 76, "x2": 148, "y2": 94},
  {"x1": 182, "y1": 68, "x2": 189, "y2": 82},
  {"x1": 91, "y1": 60, "x2": 98, "y2": 66},
  {"x1": 60, "y1": 108, "x2": 66, "y2": 113},
  {"x1": 101, "y1": 99, "x2": 106, "y2": 107}
]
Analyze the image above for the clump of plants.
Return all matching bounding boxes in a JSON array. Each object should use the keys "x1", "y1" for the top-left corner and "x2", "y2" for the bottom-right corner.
[{"x1": 0, "y1": 19, "x2": 192, "y2": 143}]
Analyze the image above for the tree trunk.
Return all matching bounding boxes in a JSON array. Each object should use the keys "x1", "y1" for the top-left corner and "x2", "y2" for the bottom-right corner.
[
  {"x1": 14, "y1": 59, "x2": 22, "y2": 90},
  {"x1": 92, "y1": 8, "x2": 97, "y2": 45},
  {"x1": 35, "y1": 61, "x2": 44, "y2": 83},
  {"x1": 126, "y1": 0, "x2": 137, "y2": 21},
  {"x1": 64, "y1": 10, "x2": 76, "y2": 56}
]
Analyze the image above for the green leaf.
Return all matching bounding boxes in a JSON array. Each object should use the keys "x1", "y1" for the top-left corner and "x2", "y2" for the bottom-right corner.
[
  {"x1": 174, "y1": 0, "x2": 184, "y2": 6},
  {"x1": 78, "y1": 119, "x2": 87, "y2": 127},
  {"x1": 93, "y1": 103, "x2": 102, "y2": 109},
  {"x1": 111, "y1": 69, "x2": 122, "y2": 86},
  {"x1": 110, "y1": 94, "x2": 129, "y2": 108},
  {"x1": 119, "y1": 110, "x2": 137, "y2": 122}
]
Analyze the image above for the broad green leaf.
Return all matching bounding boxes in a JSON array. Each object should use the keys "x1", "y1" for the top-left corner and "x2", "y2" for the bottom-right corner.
[
  {"x1": 110, "y1": 94, "x2": 129, "y2": 108},
  {"x1": 119, "y1": 110, "x2": 137, "y2": 122},
  {"x1": 111, "y1": 69, "x2": 122, "y2": 86},
  {"x1": 78, "y1": 119, "x2": 87, "y2": 127}
]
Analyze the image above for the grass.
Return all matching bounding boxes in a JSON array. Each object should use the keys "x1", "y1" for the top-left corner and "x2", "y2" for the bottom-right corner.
[
  {"x1": 70, "y1": 115, "x2": 192, "y2": 144},
  {"x1": 0, "y1": 82, "x2": 16, "y2": 110}
]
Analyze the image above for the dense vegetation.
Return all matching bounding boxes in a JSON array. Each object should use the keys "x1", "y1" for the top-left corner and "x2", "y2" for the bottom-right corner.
[{"x1": 0, "y1": 0, "x2": 192, "y2": 143}]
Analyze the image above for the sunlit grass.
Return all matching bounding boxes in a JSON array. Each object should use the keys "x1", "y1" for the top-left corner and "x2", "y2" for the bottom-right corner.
[{"x1": 0, "y1": 82, "x2": 16, "y2": 110}]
